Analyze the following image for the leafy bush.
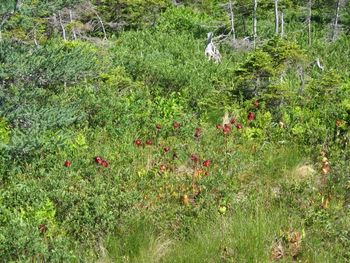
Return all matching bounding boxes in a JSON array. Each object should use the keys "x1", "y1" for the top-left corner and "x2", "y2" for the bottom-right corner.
[
  {"x1": 0, "y1": 1, "x2": 350, "y2": 262},
  {"x1": 0, "y1": 40, "x2": 100, "y2": 88},
  {"x1": 157, "y1": 6, "x2": 211, "y2": 38},
  {"x1": 112, "y1": 30, "x2": 239, "y2": 121},
  {"x1": 0, "y1": 87, "x2": 84, "y2": 161},
  {"x1": 95, "y1": 0, "x2": 169, "y2": 30}
]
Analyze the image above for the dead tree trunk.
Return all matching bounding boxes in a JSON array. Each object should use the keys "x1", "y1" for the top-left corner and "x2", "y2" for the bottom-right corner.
[
  {"x1": 253, "y1": 0, "x2": 257, "y2": 48},
  {"x1": 332, "y1": 0, "x2": 341, "y2": 41},
  {"x1": 307, "y1": 0, "x2": 312, "y2": 46},
  {"x1": 69, "y1": 10, "x2": 77, "y2": 40},
  {"x1": 274, "y1": 0, "x2": 279, "y2": 34},
  {"x1": 242, "y1": 16, "x2": 247, "y2": 35},
  {"x1": 58, "y1": 11, "x2": 67, "y2": 41},
  {"x1": 229, "y1": 0, "x2": 236, "y2": 44},
  {"x1": 15, "y1": 0, "x2": 22, "y2": 11},
  {"x1": 205, "y1": 32, "x2": 222, "y2": 63},
  {"x1": 280, "y1": 11, "x2": 284, "y2": 37}
]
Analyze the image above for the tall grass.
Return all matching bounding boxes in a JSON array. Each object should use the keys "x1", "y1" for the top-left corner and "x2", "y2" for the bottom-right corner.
[{"x1": 97, "y1": 144, "x2": 346, "y2": 262}]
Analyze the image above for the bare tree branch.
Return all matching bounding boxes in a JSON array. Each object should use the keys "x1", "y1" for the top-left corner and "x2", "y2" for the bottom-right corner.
[
  {"x1": 33, "y1": 28, "x2": 39, "y2": 47},
  {"x1": 316, "y1": 58, "x2": 324, "y2": 71},
  {"x1": 92, "y1": 9, "x2": 107, "y2": 40}
]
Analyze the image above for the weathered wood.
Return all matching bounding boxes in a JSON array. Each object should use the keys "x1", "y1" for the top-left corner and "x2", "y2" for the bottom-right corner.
[
  {"x1": 280, "y1": 11, "x2": 284, "y2": 37},
  {"x1": 332, "y1": 0, "x2": 341, "y2": 41},
  {"x1": 307, "y1": 0, "x2": 312, "y2": 46},
  {"x1": 205, "y1": 32, "x2": 221, "y2": 63},
  {"x1": 69, "y1": 9, "x2": 77, "y2": 40},
  {"x1": 274, "y1": 0, "x2": 279, "y2": 34},
  {"x1": 58, "y1": 11, "x2": 67, "y2": 41},
  {"x1": 229, "y1": 1, "x2": 236, "y2": 43},
  {"x1": 253, "y1": 0, "x2": 257, "y2": 48},
  {"x1": 92, "y1": 10, "x2": 107, "y2": 40}
]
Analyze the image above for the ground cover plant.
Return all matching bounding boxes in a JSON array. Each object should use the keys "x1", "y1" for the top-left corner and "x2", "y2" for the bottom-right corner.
[{"x1": 0, "y1": 0, "x2": 350, "y2": 262}]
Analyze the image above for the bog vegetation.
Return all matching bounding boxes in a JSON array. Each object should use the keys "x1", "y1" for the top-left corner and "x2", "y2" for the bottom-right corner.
[{"x1": 0, "y1": 0, "x2": 349, "y2": 262}]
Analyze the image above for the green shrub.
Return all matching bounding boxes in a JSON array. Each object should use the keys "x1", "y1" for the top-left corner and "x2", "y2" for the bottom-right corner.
[
  {"x1": 0, "y1": 39, "x2": 100, "y2": 88},
  {"x1": 157, "y1": 6, "x2": 211, "y2": 38}
]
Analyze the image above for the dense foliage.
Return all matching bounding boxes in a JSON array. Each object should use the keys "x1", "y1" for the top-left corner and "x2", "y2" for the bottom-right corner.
[{"x1": 0, "y1": 0, "x2": 349, "y2": 262}]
